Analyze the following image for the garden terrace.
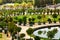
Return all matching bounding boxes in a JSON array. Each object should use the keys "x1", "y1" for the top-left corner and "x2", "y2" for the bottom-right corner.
[
  {"x1": 0, "y1": 8, "x2": 60, "y2": 40},
  {"x1": 13, "y1": 14, "x2": 60, "y2": 25},
  {"x1": 19, "y1": 22, "x2": 60, "y2": 40},
  {"x1": 0, "y1": 0, "x2": 60, "y2": 40}
]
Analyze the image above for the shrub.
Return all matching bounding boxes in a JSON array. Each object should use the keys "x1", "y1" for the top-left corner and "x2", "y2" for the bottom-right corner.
[
  {"x1": 26, "y1": 28, "x2": 34, "y2": 36},
  {"x1": 34, "y1": 36, "x2": 40, "y2": 40},
  {"x1": 38, "y1": 31, "x2": 42, "y2": 34},
  {"x1": 20, "y1": 33, "x2": 25, "y2": 38},
  {"x1": 28, "y1": 18, "x2": 32, "y2": 21},
  {"x1": 52, "y1": 14, "x2": 58, "y2": 18},
  {"x1": 23, "y1": 16, "x2": 27, "y2": 26},
  {"x1": 18, "y1": 19, "x2": 22, "y2": 25},
  {"x1": 32, "y1": 18, "x2": 35, "y2": 21},
  {"x1": 37, "y1": 15, "x2": 41, "y2": 19}
]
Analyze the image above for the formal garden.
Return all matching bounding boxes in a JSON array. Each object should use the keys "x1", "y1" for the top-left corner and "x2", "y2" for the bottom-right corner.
[
  {"x1": 0, "y1": 8, "x2": 60, "y2": 40},
  {"x1": 0, "y1": 0, "x2": 60, "y2": 40},
  {"x1": 0, "y1": 8, "x2": 60, "y2": 25}
]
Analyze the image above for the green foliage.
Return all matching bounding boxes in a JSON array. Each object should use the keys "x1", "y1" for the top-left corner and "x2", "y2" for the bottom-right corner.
[
  {"x1": 56, "y1": 0, "x2": 60, "y2": 3},
  {"x1": 8, "y1": 22, "x2": 17, "y2": 33},
  {"x1": 47, "y1": 28, "x2": 58, "y2": 39},
  {"x1": 14, "y1": 17, "x2": 18, "y2": 20},
  {"x1": 18, "y1": 18, "x2": 23, "y2": 25},
  {"x1": 0, "y1": 0, "x2": 3, "y2": 4},
  {"x1": 26, "y1": 28, "x2": 34, "y2": 36},
  {"x1": 20, "y1": 33, "x2": 25, "y2": 38},
  {"x1": 23, "y1": 16, "x2": 27, "y2": 25},
  {"x1": 47, "y1": 18, "x2": 51, "y2": 22},
  {"x1": 8, "y1": 22, "x2": 21, "y2": 35},
  {"x1": 34, "y1": 36, "x2": 40, "y2": 40},
  {"x1": 23, "y1": 16, "x2": 27, "y2": 22},
  {"x1": 16, "y1": 27, "x2": 21, "y2": 32},
  {"x1": 52, "y1": 28, "x2": 58, "y2": 34},
  {"x1": 47, "y1": 31, "x2": 54, "y2": 39},
  {"x1": 59, "y1": 38, "x2": 60, "y2": 40},
  {"x1": 0, "y1": 17, "x2": 4, "y2": 21},
  {"x1": 29, "y1": 18, "x2": 32, "y2": 21},
  {"x1": 59, "y1": 18, "x2": 60, "y2": 21},
  {"x1": 8, "y1": 17, "x2": 13, "y2": 22},
  {"x1": 0, "y1": 21, "x2": 7, "y2": 28},
  {"x1": 15, "y1": 0, "x2": 22, "y2": 3},
  {"x1": 52, "y1": 14, "x2": 58, "y2": 18},
  {"x1": 31, "y1": 17, "x2": 35, "y2": 22},
  {"x1": 38, "y1": 31, "x2": 42, "y2": 34},
  {"x1": 47, "y1": 18, "x2": 52, "y2": 23},
  {"x1": 27, "y1": 8, "x2": 35, "y2": 13},
  {"x1": 27, "y1": 8, "x2": 32, "y2": 13},
  {"x1": 34, "y1": 0, "x2": 53, "y2": 7},
  {"x1": 0, "y1": 34, "x2": 2, "y2": 38},
  {"x1": 37, "y1": 15, "x2": 41, "y2": 19}
]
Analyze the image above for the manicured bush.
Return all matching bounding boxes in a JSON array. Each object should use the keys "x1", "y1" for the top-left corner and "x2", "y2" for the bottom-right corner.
[
  {"x1": 52, "y1": 14, "x2": 58, "y2": 18},
  {"x1": 23, "y1": 16, "x2": 27, "y2": 26},
  {"x1": 38, "y1": 21, "x2": 41, "y2": 25},
  {"x1": 32, "y1": 18, "x2": 35, "y2": 21},
  {"x1": 28, "y1": 18, "x2": 32, "y2": 21},
  {"x1": 47, "y1": 18, "x2": 52, "y2": 24},
  {"x1": 26, "y1": 28, "x2": 34, "y2": 39},
  {"x1": 38, "y1": 31, "x2": 42, "y2": 34},
  {"x1": 20, "y1": 33, "x2": 25, "y2": 38},
  {"x1": 16, "y1": 27, "x2": 21, "y2": 32},
  {"x1": 26, "y1": 28, "x2": 34, "y2": 35},
  {"x1": 18, "y1": 19, "x2": 22, "y2": 25},
  {"x1": 37, "y1": 15, "x2": 41, "y2": 20}
]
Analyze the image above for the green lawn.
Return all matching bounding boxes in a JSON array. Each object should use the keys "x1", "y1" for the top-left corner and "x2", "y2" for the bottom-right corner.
[
  {"x1": 0, "y1": 34, "x2": 2, "y2": 38},
  {"x1": 13, "y1": 14, "x2": 60, "y2": 23},
  {"x1": 41, "y1": 38, "x2": 50, "y2": 40},
  {"x1": 0, "y1": 33, "x2": 9, "y2": 40}
]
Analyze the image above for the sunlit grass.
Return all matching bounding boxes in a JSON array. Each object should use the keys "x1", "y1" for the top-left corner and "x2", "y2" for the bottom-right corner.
[{"x1": 13, "y1": 14, "x2": 60, "y2": 23}]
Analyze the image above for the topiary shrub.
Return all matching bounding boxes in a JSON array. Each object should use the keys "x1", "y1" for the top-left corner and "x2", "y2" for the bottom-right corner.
[
  {"x1": 38, "y1": 31, "x2": 42, "y2": 34},
  {"x1": 26, "y1": 28, "x2": 34, "y2": 39},
  {"x1": 20, "y1": 33, "x2": 25, "y2": 38}
]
